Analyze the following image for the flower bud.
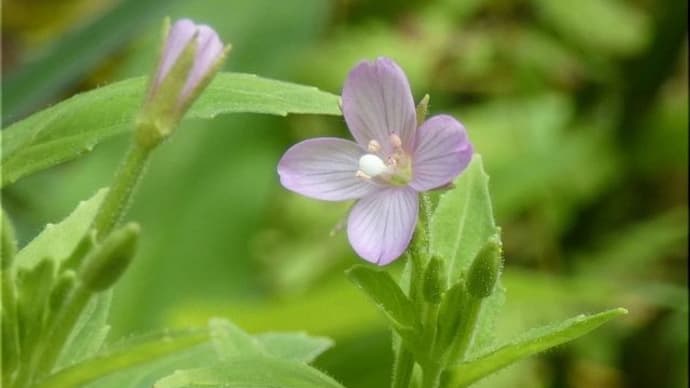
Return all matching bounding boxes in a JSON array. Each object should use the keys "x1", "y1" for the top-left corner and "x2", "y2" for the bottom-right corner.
[
  {"x1": 423, "y1": 256, "x2": 445, "y2": 304},
  {"x1": 137, "y1": 18, "x2": 229, "y2": 147},
  {"x1": 79, "y1": 223, "x2": 139, "y2": 291},
  {"x1": 467, "y1": 235, "x2": 503, "y2": 299}
]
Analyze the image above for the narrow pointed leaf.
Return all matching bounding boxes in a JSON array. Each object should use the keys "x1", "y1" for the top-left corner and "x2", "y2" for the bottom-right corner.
[
  {"x1": 1, "y1": 73, "x2": 341, "y2": 187},
  {"x1": 448, "y1": 308, "x2": 628, "y2": 387},
  {"x1": 346, "y1": 265, "x2": 420, "y2": 335},
  {"x1": 39, "y1": 329, "x2": 210, "y2": 388}
]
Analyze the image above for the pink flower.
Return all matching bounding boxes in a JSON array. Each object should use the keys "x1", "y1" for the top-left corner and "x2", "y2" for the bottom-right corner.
[{"x1": 278, "y1": 58, "x2": 473, "y2": 265}]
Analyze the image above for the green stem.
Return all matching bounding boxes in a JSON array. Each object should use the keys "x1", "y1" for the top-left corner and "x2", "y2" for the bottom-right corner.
[
  {"x1": 421, "y1": 363, "x2": 443, "y2": 388},
  {"x1": 90, "y1": 140, "x2": 152, "y2": 242},
  {"x1": 446, "y1": 297, "x2": 483, "y2": 364},
  {"x1": 391, "y1": 343, "x2": 415, "y2": 388},
  {"x1": 34, "y1": 285, "x2": 92, "y2": 380},
  {"x1": 15, "y1": 285, "x2": 91, "y2": 388}
]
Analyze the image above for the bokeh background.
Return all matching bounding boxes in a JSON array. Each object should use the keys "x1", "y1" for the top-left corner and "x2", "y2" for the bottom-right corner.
[{"x1": 2, "y1": 0, "x2": 687, "y2": 387}]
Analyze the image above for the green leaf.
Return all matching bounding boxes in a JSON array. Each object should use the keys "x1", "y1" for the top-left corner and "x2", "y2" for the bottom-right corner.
[
  {"x1": 346, "y1": 265, "x2": 420, "y2": 343},
  {"x1": 257, "y1": 332, "x2": 333, "y2": 363},
  {"x1": 56, "y1": 291, "x2": 112, "y2": 370},
  {"x1": 1, "y1": 73, "x2": 341, "y2": 187},
  {"x1": 447, "y1": 308, "x2": 628, "y2": 387},
  {"x1": 430, "y1": 155, "x2": 505, "y2": 355},
  {"x1": 40, "y1": 328, "x2": 210, "y2": 388},
  {"x1": 12, "y1": 188, "x2": 107, "y2": 271},
  {"x1": 431, "y1": 155, "x2": 497, "y2": 280},
  {"x1": 153, "y1": 356, "x2": 345, "y2": 388},
  {"x1": 209, "y1": 318, "x2": 264, "y2": 359}
]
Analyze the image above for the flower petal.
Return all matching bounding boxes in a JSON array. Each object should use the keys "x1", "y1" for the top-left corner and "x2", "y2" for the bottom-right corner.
[
  {"x1": 278, "y1": 138, "x2": 380, "y2": 201},
  {"x1": 156, "y1": 19, "x2": 197, "y2": 88},
  {"x1": 410, "y1": 115, "x2": 473, "y2": 192},
  {"x1": 347, "y1": 187, "x2": 418, "y2": 265},
  {"x1": 181, "y1": 24, "x2": 224, "y2": 101},
  {"x1": 342, "y1": 57, "x2": 417, "y2": 154}
]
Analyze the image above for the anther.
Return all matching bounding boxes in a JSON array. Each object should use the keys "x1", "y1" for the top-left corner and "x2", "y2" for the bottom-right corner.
[
  {"x1": 356, "y1": 170, "x2": 372, "y2": 179},
  {"x1": 390, "y1": 133, "x2": 402, "y2": 148},
  {"x1": 368, "y1": 140, "x2": 381, "y2": 152}
]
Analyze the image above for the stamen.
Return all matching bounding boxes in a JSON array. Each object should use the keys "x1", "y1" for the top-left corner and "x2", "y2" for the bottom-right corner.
[
  {"x1": 390, "y1": 133, "x2": 402, "y2": 148},
  {"x1": 356, "y1": 170, "x2": 372, "y2": 179},
  {"x1": 368, "y1": 140, "x2": 381, "y2": 152}
]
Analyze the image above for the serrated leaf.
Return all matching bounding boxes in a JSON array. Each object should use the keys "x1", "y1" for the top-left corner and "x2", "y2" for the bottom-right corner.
[
  {"x1": 447, "y1": 308, "x2": 628, "y2": 387},
  {"x1": 346, "y1": 265, "x2": 420, "y2": 342},
  {"x1": 40, "y1": 328, "x2": 210, "y2": 388},
  {"x1": 0, "y1": 73, "x2": 341, "y2": 187},
  {"x1": 12, "y1": 188, "x2": 107, "y2": 271},
  {"x1": 430, "y1": 155, "x2": 497, "y2": 280},
  {"x1": 257, "y1": 332, "x2": 333, "y2": 363},
  {"x1": 154, "y1": 356, "x2": 345, "y2": 388},
  {"x1": 56, "y1": 291, "x2": 112, "y2": 370}
]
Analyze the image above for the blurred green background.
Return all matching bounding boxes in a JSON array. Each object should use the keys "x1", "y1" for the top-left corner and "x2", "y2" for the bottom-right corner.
[{"x1": 2, "y1": 0, "x2": 687, "y2": 387}]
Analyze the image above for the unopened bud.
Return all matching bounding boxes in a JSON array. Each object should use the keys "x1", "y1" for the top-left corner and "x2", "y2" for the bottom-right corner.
[
  {"x1": 423, "y1": 257, "x2": 445, "y2": 304},
  {"x1": 138, "y1": 18, "x2": 229, "y2": 147},
  {"x1": 467, "y1": 235, "x2": 502, "y2": 299},
  {"x1": 80, "y1": 223, "x2": 140, "y2": 291}
]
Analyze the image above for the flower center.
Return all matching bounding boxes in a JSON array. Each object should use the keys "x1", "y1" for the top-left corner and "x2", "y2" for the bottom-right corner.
[{"x1": 355, "y1": 133, "x2": 412, "y2": 185}]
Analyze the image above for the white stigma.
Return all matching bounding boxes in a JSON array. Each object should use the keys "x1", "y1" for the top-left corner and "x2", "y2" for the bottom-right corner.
[{"x1": 358, "y1": 154, "x2": 388, "y2": 178}]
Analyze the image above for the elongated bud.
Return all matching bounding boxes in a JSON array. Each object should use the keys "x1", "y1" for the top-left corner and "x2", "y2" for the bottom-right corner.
[
  {"x1": 80, "y1": 223, "x2": 140, "y2": 291},
  {"x1": 1, "y1": 211, "x2": 18, "y2": 270},
  {"x1": 423, "y1": 256, "x2": 445, "y2": 304},
  {"x1": 137, "y1": 18, "x2": 229, "y2": 148},
  {"x1": 467, "y1": 235, "x2": 502, "y2": 299}
]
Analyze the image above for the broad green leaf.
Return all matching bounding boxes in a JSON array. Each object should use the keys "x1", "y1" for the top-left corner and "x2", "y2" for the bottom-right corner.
[
  {"x1": 257, "y1": 332, "x2": 333, "y2": 363},
  {"x1": 430, "y1": 155, "x2": 505, "y2": 356},
  {"x1": 12, "y1": 188, "x2": 107, "y2": 271},
  {"x1": 154, "y1": 356, "x2": 345, "y2": 388},
  {"x1": 346, "y1": 265, "x2": 420, "y2": 338},
  {"x1": 0, "y1": 73, "x2": 341, "y2": 187},
  {"x1": 430, "y1": 155, "x2": 497, "y2": 280},
  {"x1": 56, "y1": 291, "x2": 112, "y2": 370},
  {"x1": 40, "y1": 328, "x2": 210, "y2": 388},
  {"x1": 448, "y1": 308, "x2": 628, "y2": 387}
]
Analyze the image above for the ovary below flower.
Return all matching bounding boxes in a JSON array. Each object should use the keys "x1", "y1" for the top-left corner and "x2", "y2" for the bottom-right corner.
[{"x1": 278, "y1": 57, "x2": 473, "y2": 265}]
